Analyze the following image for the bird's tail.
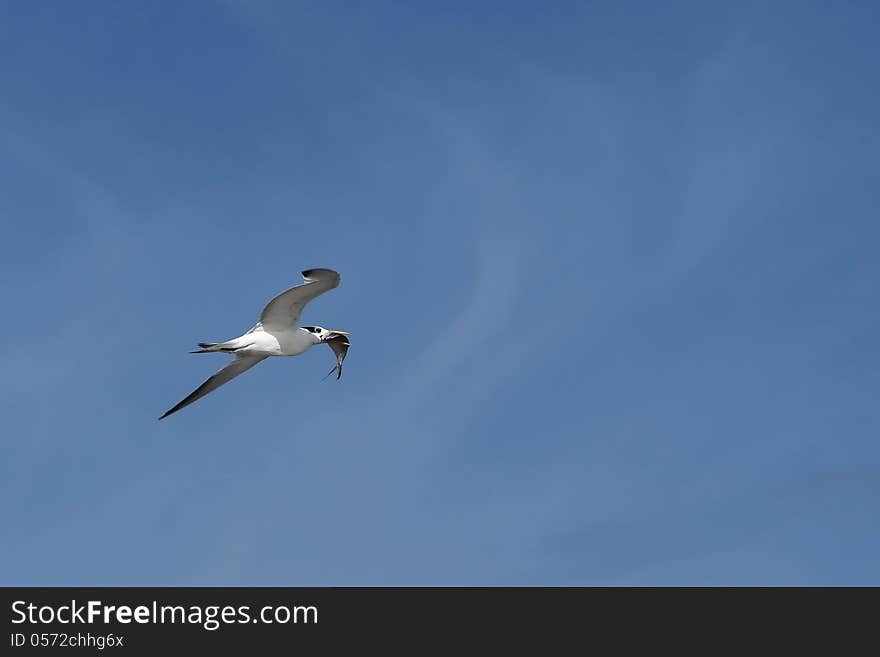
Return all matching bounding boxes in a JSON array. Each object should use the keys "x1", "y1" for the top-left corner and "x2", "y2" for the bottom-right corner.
[
  {"x1": 190, "y1": 338, "x2": 254, "y2": 354},
  {"x1": 190, "y1": 342, "x2": 224, "y2": 354}
]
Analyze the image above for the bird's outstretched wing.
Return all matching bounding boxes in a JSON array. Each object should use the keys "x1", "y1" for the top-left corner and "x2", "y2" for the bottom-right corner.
[
  {"x1": 159, "y1": 354, "x2": 268, "y2": 419},
  {"x1": 259, "y1": 269, "x2": 341, "y2": 332},
  {"x1": 323, "y1": 333, "x2": 351, "y2": 380}
]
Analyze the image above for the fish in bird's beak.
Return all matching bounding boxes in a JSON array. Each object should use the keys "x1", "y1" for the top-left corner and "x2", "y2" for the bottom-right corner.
[
  {"x1": 322, "y1": 330, "x2": 351, "y2": 381},
  {"x1": 321, "y1": 329, "x2": 350, "y2": 344}
]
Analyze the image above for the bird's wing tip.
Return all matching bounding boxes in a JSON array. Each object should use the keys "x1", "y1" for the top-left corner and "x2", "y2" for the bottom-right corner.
[{"x1": 301, "y1": 268, "x2": 340, "y2": 283}]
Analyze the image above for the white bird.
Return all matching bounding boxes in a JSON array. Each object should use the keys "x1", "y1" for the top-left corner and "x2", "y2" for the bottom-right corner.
[{"x1": 160, "y1": 268, "x2": 350, "y2": 420}]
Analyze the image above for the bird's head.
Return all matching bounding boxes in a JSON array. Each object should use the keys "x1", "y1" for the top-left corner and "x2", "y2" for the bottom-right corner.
[{"x1": 303, "y1": 326, "x2": 350, "y2": 343}]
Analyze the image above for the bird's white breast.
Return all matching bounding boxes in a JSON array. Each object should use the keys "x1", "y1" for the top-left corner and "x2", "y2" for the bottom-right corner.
[
  {"x1": 269, "y1": 327, "x2": 315, "y2": 356},
  {"x1": 230, "y1": 325, "x2": 314, "y2": 356}
]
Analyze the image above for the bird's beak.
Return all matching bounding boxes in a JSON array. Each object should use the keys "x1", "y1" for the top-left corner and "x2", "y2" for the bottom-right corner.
[{"x1": 328, "y1": 330, "x2": 350, "y2": 336}]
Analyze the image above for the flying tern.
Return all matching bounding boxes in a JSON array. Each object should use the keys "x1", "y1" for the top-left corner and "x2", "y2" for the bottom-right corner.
[{"x1": 160, "y1": 268, "x2": 350, "y2": 420}]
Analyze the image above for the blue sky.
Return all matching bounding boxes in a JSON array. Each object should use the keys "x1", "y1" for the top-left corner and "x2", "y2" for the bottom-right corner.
[{"x1": 1, "y1": 1, "x2": 878, "y2": 585}]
